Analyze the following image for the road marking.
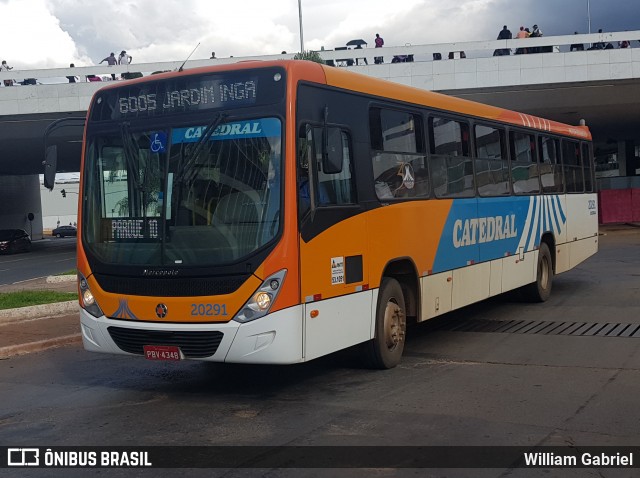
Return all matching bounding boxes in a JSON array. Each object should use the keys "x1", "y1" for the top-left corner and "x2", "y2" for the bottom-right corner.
[
  {"x1": 12, "y1": 276, "x2": 47, "y2": 284},
  {"x1": 0, "y1": 258, "x2": 30, "y2": 264}
]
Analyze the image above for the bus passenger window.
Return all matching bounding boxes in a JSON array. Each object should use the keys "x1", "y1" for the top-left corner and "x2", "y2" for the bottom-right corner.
[
  {"x1": 298, "y1": 125, "x2": 355, "y2": 214},
  {"x1": 509, "y1": 131, "x2": 539, "y2": 194},
  {"x1": 318, "y1": 130, "x2": 356, "y2": 206},
  {"x1": 429, "y1": 116, "x2": 473, "y2": 198},
  {"x1": 539, "y1": 136, "x2": 563, "y2": 193},
  {"x1": 562, "y1": 140, "x2": 584, "y2": 193},
  {"x1": 474, "y1": 124, "x2": 509, "y2": 196},
  {"x1": 582, "y1": 143, "x2": 594, "y2": 192},
  {"x1": 370, "y1": 108, "x2": 428, "y2": 200}
]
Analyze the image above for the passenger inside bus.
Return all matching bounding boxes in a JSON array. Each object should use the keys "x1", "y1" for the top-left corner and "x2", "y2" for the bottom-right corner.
[{"x1": 298, "y1": 173, "x2": 331, "y2": 214}]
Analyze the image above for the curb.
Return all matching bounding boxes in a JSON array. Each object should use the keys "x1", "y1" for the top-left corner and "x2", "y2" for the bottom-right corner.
[
  {"x1": 0, "y1": 274, "x2": 78, "y2": 323},
  {"x1": 0, "y1": 300, "x2": 79, "y2": 324},
  {"x1": 46, "y1": 274, "x2": 77, "y2": 284},
  {"x1": 0, "y1": 334, "x2": 81, "y2": 359}
]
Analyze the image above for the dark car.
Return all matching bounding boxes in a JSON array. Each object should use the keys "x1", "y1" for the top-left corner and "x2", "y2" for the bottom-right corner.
[
  {"x1": 0, "y1": 229, "x2": 32, "y2": 254},
  {"x1": 52, "y1": 225, "x2": 77, "y2": 238}
]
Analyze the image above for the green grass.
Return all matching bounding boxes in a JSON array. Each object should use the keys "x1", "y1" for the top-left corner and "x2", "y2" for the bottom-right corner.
[
  {"x1": 56, "y1": 269, "x2": 77, "y2": 276},
  {"x1": 0, "y1": 291, "x2": 78, "y2": 310}
]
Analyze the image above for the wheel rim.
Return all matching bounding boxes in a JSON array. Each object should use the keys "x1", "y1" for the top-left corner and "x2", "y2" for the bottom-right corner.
[
  {"x1": 539, "y1": 254, "x2": 550, "y2": 290},
  {"x1": 383, "y1": 298, "x2": 405, "y2": 351}
]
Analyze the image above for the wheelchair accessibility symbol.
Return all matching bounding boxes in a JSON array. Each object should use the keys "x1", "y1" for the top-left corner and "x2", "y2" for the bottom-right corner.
[{"x1": 150, "y1": 132, "x2": 167, "y2": 153}]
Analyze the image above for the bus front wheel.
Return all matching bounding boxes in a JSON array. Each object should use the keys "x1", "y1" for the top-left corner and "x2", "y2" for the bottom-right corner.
[
  {"x1": 363, "y1": 278, "x2": 406, "y2": 369},
  {"x1": 522, "y1": 242, "x2": 553, "y2": 302}
]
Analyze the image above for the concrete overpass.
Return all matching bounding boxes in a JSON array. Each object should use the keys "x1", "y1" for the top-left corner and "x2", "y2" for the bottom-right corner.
[{"x1": 1, "y1": 30, "x2": 639, "y2": 235}]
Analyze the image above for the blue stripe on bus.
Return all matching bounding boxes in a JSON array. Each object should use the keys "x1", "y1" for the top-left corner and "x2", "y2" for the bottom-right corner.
[
  {"x1": 550, "y1": 198, "x2": 561, "y2": 235},
  {"x1": 523, "y1": 197, "x2": 534, "y2": 252},
  {"x1": 432, "y1": 195, "x2": 566, "y2": 273},
  {"x1": 536, "y1": 197, "x2": 544, "y2": 247},
  {"x1": 543, "y1": 197, "x2": 549, "y2": 236},
  {"x1": 554, "y1": 195, "x2": 566, "y2": 224},
  {"x1": 171, "y1": 118, "x2": 280, "y2": 144}
]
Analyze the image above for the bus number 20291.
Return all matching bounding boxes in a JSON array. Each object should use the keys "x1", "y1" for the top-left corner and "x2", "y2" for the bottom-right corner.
[{"x1": 191, "y1": 303, "x2": 228, "y2": 316}]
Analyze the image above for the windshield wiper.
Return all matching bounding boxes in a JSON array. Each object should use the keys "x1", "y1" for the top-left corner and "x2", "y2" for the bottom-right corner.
[
  {"x1": 120, "y1": 122, "x2": 141, "y2": 189},
  {"x1": 176, "y1": 112, "x2": 227, "y2": 186}
]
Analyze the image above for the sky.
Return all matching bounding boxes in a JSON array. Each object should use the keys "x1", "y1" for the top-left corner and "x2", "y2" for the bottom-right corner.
[{"x1": 0, "y1": 0, "x2": 638, "y2": 69}]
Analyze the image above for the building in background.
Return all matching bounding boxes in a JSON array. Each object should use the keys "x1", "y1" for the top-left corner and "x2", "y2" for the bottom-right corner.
[{"x1": 39, "y1": 173, "x2": 79, "y2": 234}]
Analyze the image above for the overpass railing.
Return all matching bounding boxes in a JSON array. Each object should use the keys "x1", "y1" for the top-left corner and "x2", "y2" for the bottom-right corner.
[{"x1": 1, "y1": 30, "x2": 638, "y2": 86}]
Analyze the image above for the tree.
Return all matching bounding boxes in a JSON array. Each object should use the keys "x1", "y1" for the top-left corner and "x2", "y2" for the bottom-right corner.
[{"x1": 293, "y1": 50, "x2": 325, "y2": 64}]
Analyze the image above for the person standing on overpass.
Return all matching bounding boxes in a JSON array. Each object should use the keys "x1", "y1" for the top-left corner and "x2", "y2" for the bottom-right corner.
[
  {"x1": 118, "y1": 50, "x2": 132, "y2": 65},
  {"x1": 1, "y1": 60, "x2": 14, "y2": 86},
  {"x1": 99, "y1": 52, "x2": 118, "y2": 80},
  {"x1": 495, "y1": 25, "x2": 512, "y2": 56},
  {"x1": 374, "y1": 33, "x2": 384, "y2": 64}
]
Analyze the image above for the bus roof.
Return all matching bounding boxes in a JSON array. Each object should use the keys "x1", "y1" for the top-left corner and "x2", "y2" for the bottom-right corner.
[
  {"x1": 96, "y1": 59, "x2": 591, "y2": 141},
  {"x1": 317, "y1": 63, "x2": 591, "y2": 141}
]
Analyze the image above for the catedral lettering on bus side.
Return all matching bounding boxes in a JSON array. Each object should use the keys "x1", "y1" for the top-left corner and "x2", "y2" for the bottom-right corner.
[{"x1": 453, "y1": 215, "x2": 517, "y2": 248}]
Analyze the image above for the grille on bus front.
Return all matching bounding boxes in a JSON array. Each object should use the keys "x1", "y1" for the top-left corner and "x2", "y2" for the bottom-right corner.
[
  {"x1": 94, "y1": 274, "x2": 248, "y2": 297},
  {"x1": 107, "y1": 327, "x2": 224, "y2": 358}
]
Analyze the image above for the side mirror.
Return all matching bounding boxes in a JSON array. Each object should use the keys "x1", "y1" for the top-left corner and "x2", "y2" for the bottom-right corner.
[
  {"x1": 322, "y1": 128, "x2": 343, "y2": 175},
  {"x1": 44, "y1": 145, "x2": 58, "y2": 190}
]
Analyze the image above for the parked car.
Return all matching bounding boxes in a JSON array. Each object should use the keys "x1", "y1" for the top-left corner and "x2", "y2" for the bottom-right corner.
[
  {"x1": 52, "y1": 225, "x2": 77, "y2": 238},
  {"x1": 0, "y1": 229, "x2": 32, "y2": 254}
]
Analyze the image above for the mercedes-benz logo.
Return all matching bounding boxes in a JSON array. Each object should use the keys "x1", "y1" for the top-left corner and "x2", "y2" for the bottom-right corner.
[{"x1": 155, "y1": 303, "x2": 168, "y2": 319}]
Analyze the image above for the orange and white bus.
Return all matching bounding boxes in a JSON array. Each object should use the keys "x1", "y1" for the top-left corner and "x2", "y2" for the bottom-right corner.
[{"x1": 71, "y1": 60, "x2": 597, "y2": 368}]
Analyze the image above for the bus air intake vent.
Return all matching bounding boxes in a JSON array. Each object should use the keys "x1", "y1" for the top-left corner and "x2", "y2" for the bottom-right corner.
[
  {"x1": 107, "y1": 327, "x2": 224, "y2": 358},
  {"x1": 94, "y1": 274, "x2": 248, "y2": 297}
]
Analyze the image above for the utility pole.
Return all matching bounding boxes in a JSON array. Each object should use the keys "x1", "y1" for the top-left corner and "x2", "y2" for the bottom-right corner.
[
  {"x1": 587, "y1": 0, "x2": 592, "y2": 34},
  {"x1": 298, "y1": 0, "x2": 305, "y2": 53}
]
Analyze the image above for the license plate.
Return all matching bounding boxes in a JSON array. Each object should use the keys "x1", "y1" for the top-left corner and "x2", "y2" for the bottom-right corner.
[{"x1": 143, "y1": 345, "x2": 181, "y2": 361}]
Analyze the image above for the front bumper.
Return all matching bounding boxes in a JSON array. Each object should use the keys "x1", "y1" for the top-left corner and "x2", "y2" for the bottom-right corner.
[{"x1": 80, "y1": 305, "x2": 304, "y2": 364}]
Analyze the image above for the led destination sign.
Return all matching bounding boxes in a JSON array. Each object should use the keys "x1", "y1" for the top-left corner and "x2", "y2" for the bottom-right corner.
[
  {"x1": 118, "y1": 80, "x2": 257, "y2": 115},
  {"x1": 105, "y1": 218, "x2": 159, "y2": 241},
  {"x1": 90, "y1": 68, "x2": 286, "y2": 121}
]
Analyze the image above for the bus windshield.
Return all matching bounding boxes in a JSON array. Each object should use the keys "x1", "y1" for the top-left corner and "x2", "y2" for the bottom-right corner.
[{"x1": 82, "y1": 117, "x2": 282, "y2": 267}]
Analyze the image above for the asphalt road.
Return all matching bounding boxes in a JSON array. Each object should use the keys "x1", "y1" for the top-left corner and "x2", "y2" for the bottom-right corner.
[
  {"x1": 0, "y1": 237, "x2": 76, "y2": 285},
  {"x1": 1, "y1": 229, "x2": 639, "y2": 478}
]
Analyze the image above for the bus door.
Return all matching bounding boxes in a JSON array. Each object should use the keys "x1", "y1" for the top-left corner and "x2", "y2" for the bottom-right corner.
[{"x1": 297, "y1": 124, "x2": 371, "y2": 361}]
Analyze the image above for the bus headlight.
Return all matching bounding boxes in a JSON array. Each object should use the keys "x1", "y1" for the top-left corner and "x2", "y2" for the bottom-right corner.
[
  {"x1": 78, "y1": 273, "x2": 104, "y2": 318},
  {"x1": 255, "y1": 292, "x2": 271, "y2": 310},
  {"x1": 233, "y1": 269, "x2": 286, "y2": 323},
  {"x1": 82, "y1": 289, "x2": 95, "y2": 306}
]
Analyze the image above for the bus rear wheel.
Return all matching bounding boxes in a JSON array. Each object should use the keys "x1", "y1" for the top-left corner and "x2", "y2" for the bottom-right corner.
[
  {"x1": 363, "y1": 278, "x2": 406, "y2": 369},
  {"x1": 522, "y1": 242, "x2": 553, "y2": 302}
]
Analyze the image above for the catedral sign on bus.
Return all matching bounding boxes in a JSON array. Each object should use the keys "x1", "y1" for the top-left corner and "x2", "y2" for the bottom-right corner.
[{"x1": 452, "y1": 215, "x2": 518, "y2": 248}]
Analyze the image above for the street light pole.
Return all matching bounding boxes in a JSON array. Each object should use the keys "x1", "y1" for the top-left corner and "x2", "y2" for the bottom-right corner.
[
  {"x1": 298, "y1": 0, "x2": 305, "y2": 53},
  {"x1": 587, "y1": 0, "x2": 591, "y2": 34}
]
